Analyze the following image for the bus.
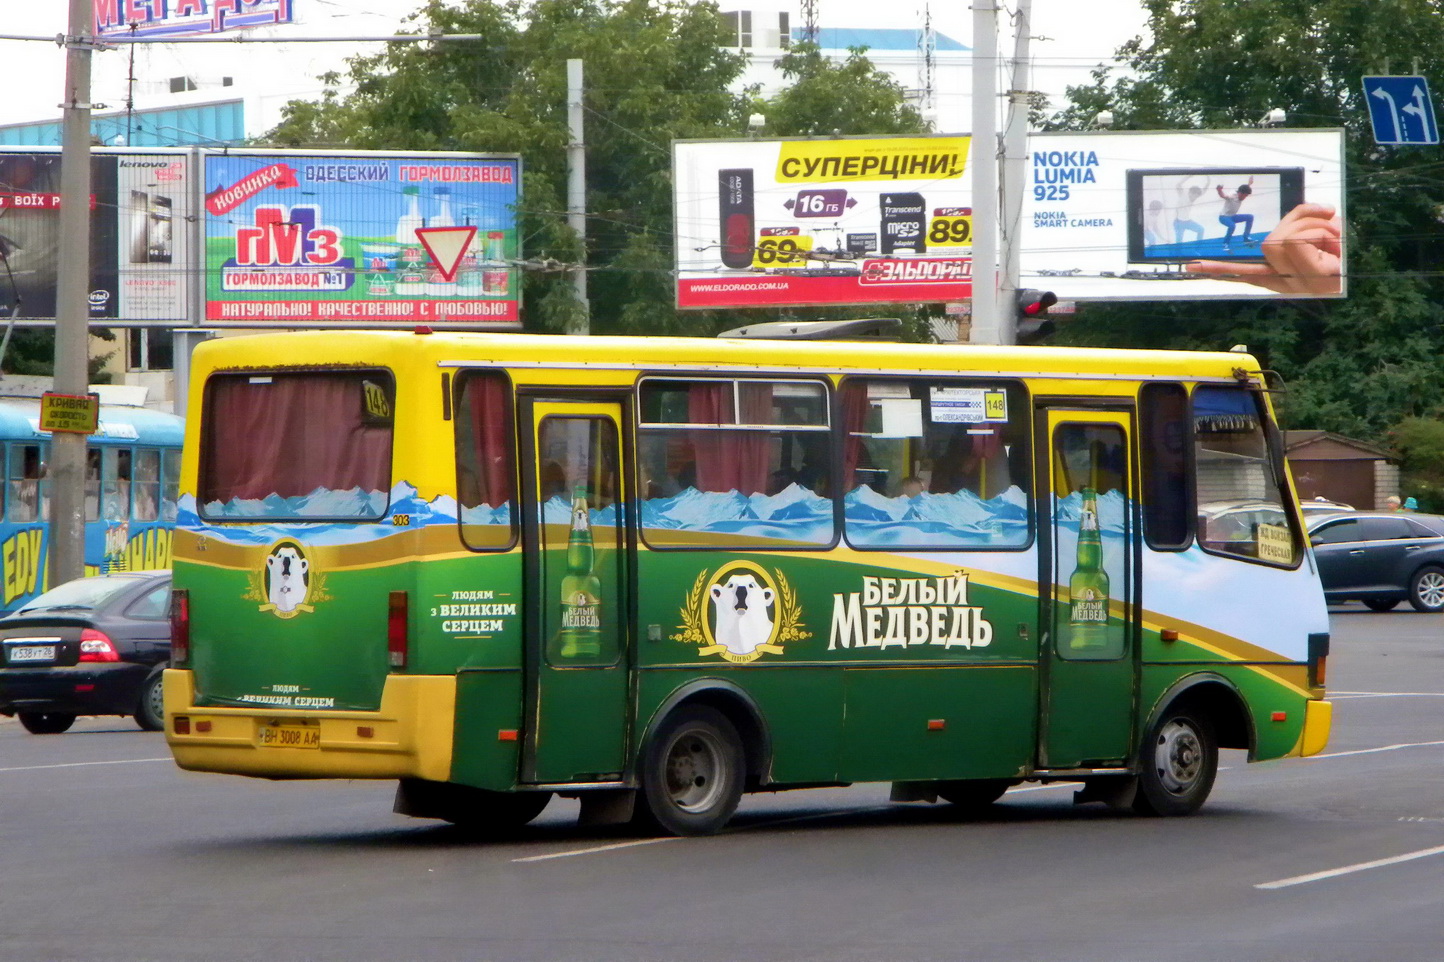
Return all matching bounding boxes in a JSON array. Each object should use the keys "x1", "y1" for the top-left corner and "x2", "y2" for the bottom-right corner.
[
  {"x1": 164, "y1": 327, "x2": 1332, "y2": 836},
  {"x1": 0, "y1": 395, "x2": 183, "y2": 612}
]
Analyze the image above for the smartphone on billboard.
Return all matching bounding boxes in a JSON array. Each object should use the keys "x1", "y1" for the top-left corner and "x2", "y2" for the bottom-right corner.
[
  {"x1": 148, "y1": 195, "x2": 173, "y2": 264},
  {"x1": 1125, "y1": 167, "x2": 1304, "y2": 263}
]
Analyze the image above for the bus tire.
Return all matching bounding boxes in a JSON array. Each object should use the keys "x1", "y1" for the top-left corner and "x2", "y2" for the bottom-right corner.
[
  {"x1": 1362, "y1": 598, "x2": 1400, "y2": 612},
  {"x1": 394, "y1": 778, "x2": 551, "y2": 832},
  {"x1": 636, "y1": 705, "x2": 744, "y2": 837},
  {"x1": 19, "y1": 712, "x2": 76, "y2": 735},
  {"x1": 937, "y1": 779, "x2": 1011, "y2": 814},
  {"x1": 134, "y1": 669, "x2": 166, "y2": 732},
  {"x1": 1132, "y1": 708, "x2": 1217, "y2": 817},
  {"x1": 1408, "y1": 566, "x2": 1444, "y2": 612}
]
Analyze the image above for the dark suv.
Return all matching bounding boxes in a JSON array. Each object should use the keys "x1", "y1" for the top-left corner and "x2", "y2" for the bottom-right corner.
[
  {"x1": 0, "y1": 571, "x2": 171, "y2": 733},
  {"x1": 1308, "y1": 512, "x2": 1444, "y2": 611}
]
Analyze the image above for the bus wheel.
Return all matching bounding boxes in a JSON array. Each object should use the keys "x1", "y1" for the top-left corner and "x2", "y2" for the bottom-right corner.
[
  {"x1": 1362, "y1": 598, "x2": 1400, "y2": 612},
  {"x1": 637, "y1": 706, "x2": 744, "y2": 837},
  {"x1": 937, "y1": 779, "x2": 1011, "y2": 814},
  {"x1": 1408, "y1": 566, "x2": 1444, "y2": 612},
  {"x1": 394, "y1": 779, "x2": 552, "y2": 831},
  {"x1": 19, "y1": 712, "x2": 76, "y2": 735},
  {"x1": 1133, "y1": 709, "x2": 1217, "y2": 817},
  {"x1": 134, "y1": 670, "x2": 166, "y2": 732}
]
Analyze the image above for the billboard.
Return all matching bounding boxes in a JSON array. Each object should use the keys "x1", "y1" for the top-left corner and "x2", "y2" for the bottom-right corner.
[
  {"x1": 201, "y1": 151, "x2": 522, "y2": 328},
  {"x1": 673, "y1": 136, "x2": 973, "y2": 310},
  {"x1": 1021, "y1": 129, "x2": 1346, "y2": 300},
  {"x1": 0, "y1": 148, "x2": 192, "y2": 323},
  {"x1": 94, "y1": 0, "x2": 295, "y2": 40}
]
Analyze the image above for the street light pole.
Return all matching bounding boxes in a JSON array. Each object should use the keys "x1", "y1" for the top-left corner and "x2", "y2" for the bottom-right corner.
[{"x1": 50, "y1": 0, "x2": 96, "y2": 587}]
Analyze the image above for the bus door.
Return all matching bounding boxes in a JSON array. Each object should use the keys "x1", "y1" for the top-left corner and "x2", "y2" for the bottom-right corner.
[
  {"x1": 1036, "y1": 406, "x2": 1139, "y2": 769},
  {"x1": 518, "y1": 399, "x2": 631, "y2": 784}
]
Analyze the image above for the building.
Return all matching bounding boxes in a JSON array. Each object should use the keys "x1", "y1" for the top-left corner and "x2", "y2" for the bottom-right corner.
[{"x1": 1285, "y1": 431, "x2": 1399, "y2": 511}]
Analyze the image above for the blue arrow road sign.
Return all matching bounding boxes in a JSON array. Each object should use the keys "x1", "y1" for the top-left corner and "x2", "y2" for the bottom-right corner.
[{"x1": 1363, "y1": 75, "x2": 1440, "y2": 145}]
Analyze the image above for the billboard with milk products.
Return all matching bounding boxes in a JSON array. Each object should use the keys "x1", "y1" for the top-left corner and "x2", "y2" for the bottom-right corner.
[
  {"x1": 201, "y1": 150, "x2": 521, "y2": 328},
  {"x1": 673, "y1": 135, "x2": 974, "y2": 309},
  {"x1": 1021, "y1": 129, "x2": 1346, "y2": 300}
]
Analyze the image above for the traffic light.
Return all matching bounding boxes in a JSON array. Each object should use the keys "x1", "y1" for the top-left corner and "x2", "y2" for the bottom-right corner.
[{"x1": 1014, "y1": 289, "x2": 1058, "y2": 344}]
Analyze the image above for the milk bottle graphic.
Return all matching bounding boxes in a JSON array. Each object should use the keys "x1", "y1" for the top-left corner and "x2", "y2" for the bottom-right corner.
[
  {"x1": 425, "y1": 187, "x2": 457, "y2": 297},
  {"x1": 456, "y1": 205, "x2": 484, "y2": 296},
  {"x1": 394, "y1": 185, "x2": 426, "y2": 296}
]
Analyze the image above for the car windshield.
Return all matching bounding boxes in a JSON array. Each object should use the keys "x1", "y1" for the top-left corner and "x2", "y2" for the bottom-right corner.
[{"x1": 15, "y1": 576, "x2": 147, "y2": 613}]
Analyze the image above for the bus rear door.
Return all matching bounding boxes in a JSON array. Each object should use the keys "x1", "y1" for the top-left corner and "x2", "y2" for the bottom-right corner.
[{"x1": 518, "y1": 398, "x2": 631, "y2": 784}]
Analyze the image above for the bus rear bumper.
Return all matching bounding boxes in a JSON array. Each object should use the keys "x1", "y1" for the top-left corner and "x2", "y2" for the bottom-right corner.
[
  {"x1": 1298, "y1": 698, "x2": 1332, "y2": 757},
  {"x1": 163, "y1": 670, "x2": 455, "y2": 781}
]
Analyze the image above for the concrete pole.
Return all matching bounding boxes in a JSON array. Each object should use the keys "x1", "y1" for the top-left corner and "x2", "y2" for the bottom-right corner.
[
  {"x1": 998, "y1": 0, "x2": 1034, "y2": 346},
  {"x1": 49, "y1": 0, "x2": 95, "y2": 587},
  {"x1": 566, "y1": 59, "x2": 589, "y2": 335},
  {"x1": 968, "y1": 0, "x2": 999, "y2": 344}
]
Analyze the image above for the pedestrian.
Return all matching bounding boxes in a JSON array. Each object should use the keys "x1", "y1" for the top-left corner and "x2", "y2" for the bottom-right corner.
[
  {"x1": 1404, "y1": 497, "x2": 1418, "y2": 512},
  {"x1": 1387, "y1": 495, "x2": 1402, "y2": 511}
]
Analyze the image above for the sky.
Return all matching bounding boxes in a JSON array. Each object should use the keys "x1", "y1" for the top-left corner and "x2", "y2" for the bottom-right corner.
[{"x1": 0, "y1": 0, "x2": 1149, "y2": 130}]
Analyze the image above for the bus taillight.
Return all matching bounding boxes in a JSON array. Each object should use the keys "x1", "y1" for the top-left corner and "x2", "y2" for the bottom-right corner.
[
  {"x1": 387, "y1": 591, "x2": 408, "y2": 669},
  {"x1": 171, "y1": 589, "x2": 190, "y2": 665}
]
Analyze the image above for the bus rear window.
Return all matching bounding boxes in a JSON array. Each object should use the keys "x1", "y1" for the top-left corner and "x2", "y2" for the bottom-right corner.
[{"x1": 199, "y1": 371, "x2": 394, "y2": 520}]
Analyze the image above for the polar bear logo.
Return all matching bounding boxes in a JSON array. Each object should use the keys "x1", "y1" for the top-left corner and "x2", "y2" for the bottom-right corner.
[
  {"x1": 265, "y1": 544, "x2": 310, "y2": 614},
  {"x1": 709, "y1": 573, "x2": 776, "y2": 656}
]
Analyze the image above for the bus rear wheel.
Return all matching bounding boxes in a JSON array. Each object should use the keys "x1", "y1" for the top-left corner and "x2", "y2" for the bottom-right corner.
[
  {"x1": 394, "y1": 779, "x2": 552, "y2": 832},
  {"x1": 1132, "y1": 708, "x2": 1217, "y2": 817},
  {"x1": 636, "y1": 706, "x2": 744, "y2": 837},
  {"x1": 937, "y1": 779, "x2": 1012, "y2": 814}
]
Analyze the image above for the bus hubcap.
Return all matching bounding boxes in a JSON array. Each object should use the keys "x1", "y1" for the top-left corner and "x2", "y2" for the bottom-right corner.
[
  {"x1": 664, "y1": 730, "x2": 723, "y2": 812},
  {"x1": 1155, "y1": 720, "x2": 1202, "y2": 795}
]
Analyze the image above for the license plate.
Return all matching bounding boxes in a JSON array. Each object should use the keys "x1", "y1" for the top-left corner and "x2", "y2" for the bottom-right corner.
[
  {"x1": 8, "y1": 644, "x2": 57, "y2": 664},
  {"x1": 256, "y1": 722, "x2": 320, "y2": 749}
]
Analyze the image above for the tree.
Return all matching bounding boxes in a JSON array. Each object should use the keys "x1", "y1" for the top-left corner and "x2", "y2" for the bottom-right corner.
[
  {"x1": 266, "y1": 1, "x2": 937, "y2": 339},
  {"x1": 1044, "y1": 0, "x2": 1444, "y2": 442}
]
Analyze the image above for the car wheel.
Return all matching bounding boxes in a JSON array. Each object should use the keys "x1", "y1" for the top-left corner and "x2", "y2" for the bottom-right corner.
[
  {"x1": 134, "y1": 670, "x2": 166, "y2": 731},
  {"x1": 635, "y1": 706, "x2": 744, "y2": 837},
  {"x1": 1132, "y1": 708, "x2": 1217, "y2": 817},
  {"x1": 1362, "y1": 598, "x2": 1400, "y2": 612},
  {"x1": 937, "y1": 778, "x2": 1012, "y2": 814},
  {"x1": 1408, "y1": 566, "x2": 1444, "y2": 612},
  {"x1": 393, "y1": 778, "x2": 552, "y2": 832},
  {"x1": 19, "y1": 712, "x2": 76, "y2": 735}
]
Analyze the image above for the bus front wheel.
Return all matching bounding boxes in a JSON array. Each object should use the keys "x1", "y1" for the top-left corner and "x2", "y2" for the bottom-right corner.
[
  {"x1": 1133, "y1": 708, "x2": 1217, "y2": 817},
  {"x1": 636, "y1": 706, "x2": 744, "y2": 837}
]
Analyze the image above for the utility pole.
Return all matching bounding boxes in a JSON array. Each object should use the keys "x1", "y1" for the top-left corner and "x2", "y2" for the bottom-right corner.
[
  {"x1": 968, "y1": 0, "x2": 1000, "y2": 344},
  {"x1": 566, "y1": 58, "x2": 589, "y2": 335},
  {"x1": 998, "y1": 0, "x2": 1034, "y2": 346},
  {"x1": 50, "y1": 0, "x2": 96, "y2": 587}
]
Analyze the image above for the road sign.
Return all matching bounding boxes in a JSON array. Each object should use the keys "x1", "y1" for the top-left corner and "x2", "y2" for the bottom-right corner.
[
  {"x1": 39, "y1": 392, "x2": 100, "y2": 434},
  {"x1": 414, "y1": 226, "x2": 478, "y2": 282},
  {"x1": 1363, "y1": 76, "x2": 1440, "y2": 145}
]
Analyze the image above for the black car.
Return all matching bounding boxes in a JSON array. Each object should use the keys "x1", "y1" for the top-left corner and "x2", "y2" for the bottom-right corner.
[
  {"x1": 1308, "y1": 512, "x2": 1444, "y2": 612},
  {"x1": 0, "y1": 571, "x2": 171, "y2": 733}
]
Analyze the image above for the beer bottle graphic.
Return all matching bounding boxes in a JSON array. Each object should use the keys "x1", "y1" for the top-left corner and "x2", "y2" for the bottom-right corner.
[
  {"x1": 556, "y1": 487, "x2": 603, "y2": 660},
  {"x1": 1068, "y1": 487, "x2": 1110, "y2": 650}
]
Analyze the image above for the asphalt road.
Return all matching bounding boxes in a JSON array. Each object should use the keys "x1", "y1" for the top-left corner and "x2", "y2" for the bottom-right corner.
[{"x1": 1, "y1": 605, "x2": 1440, "y2": 962}]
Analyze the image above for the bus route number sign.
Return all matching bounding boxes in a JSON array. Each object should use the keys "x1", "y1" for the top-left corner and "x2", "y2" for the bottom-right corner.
[{"x1": 39, "y1": 392, "x2": 100, "y2": 435}]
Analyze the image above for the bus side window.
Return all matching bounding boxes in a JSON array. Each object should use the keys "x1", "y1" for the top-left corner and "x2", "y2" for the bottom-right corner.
[
  {"x1": 161, "y1": 449, "x2": 180, "y2": 522},
  {"x1": 454, "y1": 370, "x2": 516, "y2": 551},
  {"x1": 8, "y1": 443, "x2": 44, "y2": 523},
  {"x1": 102, "y1": 447, "x2": 133, "y2": 522},
  {"x1": 85, "y1": 449, "x2": 102, "y2": 522},
  {"x1": 1140, "y1": 382, "x2": 1190, "y2": 549},
  {"x1": 134, "y1": 448, "x2": 161, "y2": 522}
]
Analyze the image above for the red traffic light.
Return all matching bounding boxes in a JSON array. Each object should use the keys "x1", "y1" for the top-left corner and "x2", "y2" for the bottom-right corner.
[{"x1": 1017, "y1": 289, "x2": 1058, "y2": 316}]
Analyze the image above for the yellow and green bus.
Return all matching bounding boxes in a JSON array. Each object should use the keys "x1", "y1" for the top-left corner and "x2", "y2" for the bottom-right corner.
[{"x1": 164, "y1": 326, "x2": 1332, "y2": 835}]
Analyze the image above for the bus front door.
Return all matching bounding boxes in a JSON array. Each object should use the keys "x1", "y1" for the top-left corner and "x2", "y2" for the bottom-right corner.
[
  {"x1": 519, "y1": 399, "x2": 630, "y2": 784},
  {"x1": 1038, "y1": 407, "x2": 1139, "y2": 769}
]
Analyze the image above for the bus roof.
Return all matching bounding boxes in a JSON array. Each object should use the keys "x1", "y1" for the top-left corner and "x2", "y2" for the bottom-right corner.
[
  {"x1": 190, "y1": 330, "x2": 1260, "y2": 383},
  {"x1": 0, "y1": 396, "x2": 185, "y2": 446}
]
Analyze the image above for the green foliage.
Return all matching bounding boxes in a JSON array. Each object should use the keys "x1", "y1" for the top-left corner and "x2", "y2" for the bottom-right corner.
[
  {"x1": 1388, "y1": 417, "x2": 1444, "y2": 511},
  {"x1": 2, "y1": 328, "x2": 114, "y2": 382},
  {"x1": 1045, "y1": 0, "x2": 1444, "y2": 462},
  {"x1": 264, "y1": 1, "x2": 935, "y2": 340}
]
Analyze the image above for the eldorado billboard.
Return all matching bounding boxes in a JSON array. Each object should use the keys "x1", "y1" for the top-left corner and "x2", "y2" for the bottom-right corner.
[
  {"x1": 1021, "y1": 129, "x2": 1346, "y2": 300},
  {"x1": 201, "y1": 150, "x2": 521, "y2": 328},
  {"x1": 0, "y1": 148, "x2": 192, "y2": 323},
  {"x1": 94, "y1": 0, "x2": 295, "y2": 39},
  {"x1": 673, "y1": 136, "x2": 974, "y2": 309}
]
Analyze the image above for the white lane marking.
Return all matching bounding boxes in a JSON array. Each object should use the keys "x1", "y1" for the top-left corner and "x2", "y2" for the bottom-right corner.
[
  {"x1": 1330, "y1": 691, "x2": 1444, "y2": 699},
  {"x1": 1256, "y1": 844, "x2": 1444, "y2": 890},
  {"x1": 0, "y1": 757, "x2": 173, "y2": 774},
  {"x1": 1309, "y1": 740, "x2": 1444, "y2": 760},
  {"x1": 512, "y1": 837, "x2": 678, "y2": 862}
]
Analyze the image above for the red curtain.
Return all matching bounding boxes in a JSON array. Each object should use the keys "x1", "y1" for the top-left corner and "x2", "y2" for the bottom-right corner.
[
  {"x1": 201, "y1": 374, "x2": 392, "y2": 504},
  {"x1": 465, "y1": 374, "x2": 513, "y2": 508},
  {"x1": 688, "y1": 382, "x2": 770, "y2": 494},
  {"x1": 841, "y1": 383, "x2": 871, "y2": 490}
]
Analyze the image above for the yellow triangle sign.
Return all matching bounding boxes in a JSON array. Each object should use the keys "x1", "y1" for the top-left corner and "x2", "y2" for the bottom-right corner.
[{"x1": 415, "y1": 226, "x2": 478, "y2": 282}]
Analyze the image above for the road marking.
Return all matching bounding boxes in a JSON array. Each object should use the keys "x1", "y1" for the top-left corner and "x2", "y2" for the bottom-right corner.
[
  {"x1": 1309, "y1": 740, "x2": 1444, "y2": 760},
  {"x1": 1256, "y1": 844, "x2": 1444, "y2": 890},
  {"x1": 512, "y1": 837, "x2": 678, "y2": 862},
  {"x1": 1330, "y1": 691, "x2": 1444, "y2": 699},
  {"x1": 0, "y1": 757, "x2": 173, "y2": 774}
]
